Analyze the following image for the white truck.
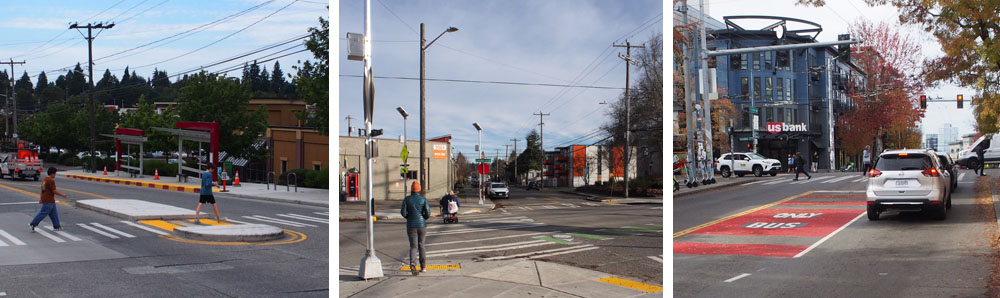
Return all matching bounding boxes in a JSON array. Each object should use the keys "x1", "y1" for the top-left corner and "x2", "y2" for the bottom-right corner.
[
  {"x1": 716, "y1": 152, "x2": 782, "y2": 177},
  {"x1": 0, "y1": 148, "x2": 42, "y2": 181},
  {"x1": 956, "y1": 134, "x2": 998, "y2": 169}
]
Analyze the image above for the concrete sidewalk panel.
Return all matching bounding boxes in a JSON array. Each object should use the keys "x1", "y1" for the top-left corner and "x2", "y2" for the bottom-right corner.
[
  {"x1": 173, "y1": 224, "x2": 283, "y2": 242},
  {"x1": 537, "y1": 261, "x2": 651, "y2": 297},
  {"x1": 469, "y1": 260, "x2": 541, "y2": 285},
  {"x1": 76, "y1": 199, "x2": 195, "y2": 221}
]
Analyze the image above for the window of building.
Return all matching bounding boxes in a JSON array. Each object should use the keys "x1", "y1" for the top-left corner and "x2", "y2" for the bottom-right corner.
[
  {"x1": 785, "y1": 108, "x2": 792, "y2": 123},
  {"x1": 765, "y1": 77, "x2": 773, "y2": 100},
  {"x1": 314, "y1": 164, "x2": 321, "y2": 171},
  {"x1": 776, "y1": 79, "x2": 784, "y2": 101},
  {"x1": 765, "y1": 107, "x2": 774, "y2": 122},
  {"x1": 281, "y1": 160, "x2": 287, "y2": 174},
  {"x1": 741, "y1": 77, "x2": 749, "y2": 97},
  {"x1": 791, "y1": 79, "x2": 796, "y2": 100},
  {"x1": 753, "y1": 53, "x2": 760, "y2": 71},
  {"x1": 743, "y1": 108, "x2": 751, "y2": 127},
  {"x1": 730, "y1": 54, "x2": 741, "y2": 70},
  {"x1": 776, "y1": 50, "x2": 790, "y2": 69},
  {"x1": 786, "y1": 78, "x2": 792, "y2": 99},
  {"x1": 765, "y1": 51, "x2": 772, "y2": 69},
  {"x1": 741, "y1": 53, "x2": 748, "y2": 70},
  {"x1": 754, "y1": 77, "x2": 761, "y2": 99},
  {"x1": 777, "y1": 108, "x2": 785, "y2": 122}
]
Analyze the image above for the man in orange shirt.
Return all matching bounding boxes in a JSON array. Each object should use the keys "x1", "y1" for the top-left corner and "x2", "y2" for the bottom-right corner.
[{"x1": 30, "y1": 167, "x2": 69, "y2": 231}]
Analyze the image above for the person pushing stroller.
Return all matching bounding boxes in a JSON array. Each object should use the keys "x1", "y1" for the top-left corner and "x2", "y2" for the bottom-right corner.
[{"x1": 439, "y1": 191, "x2": 460, "y2": 223}]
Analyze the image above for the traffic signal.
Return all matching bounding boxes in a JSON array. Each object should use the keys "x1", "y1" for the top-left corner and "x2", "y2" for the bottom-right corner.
[
  {"x1": 920, "y1": 95, "x2": 926, "y2": 109},
  {"x1": 746, "y1": 143, "x2": 752, "y2": 151},
  {"x1": 957, "y1": 94, "x2": 963, "y2": 109}
]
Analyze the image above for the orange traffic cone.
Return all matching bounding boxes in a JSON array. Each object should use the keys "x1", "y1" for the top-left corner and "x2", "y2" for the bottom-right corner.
[
  {"x1": 154, "y1": 169, "x2": 160, "y2": 180},
  {"x1": 233, "y1": 170, "x2": 241, "y2": 186},
  {"x1": 103, "y1": 166, "x2": 107, "y2": 175}
]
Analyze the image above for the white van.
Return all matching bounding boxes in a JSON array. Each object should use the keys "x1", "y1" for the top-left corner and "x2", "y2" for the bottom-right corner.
[{"x1": 956, "y1": 134, "x2": 998, "y2": 169}]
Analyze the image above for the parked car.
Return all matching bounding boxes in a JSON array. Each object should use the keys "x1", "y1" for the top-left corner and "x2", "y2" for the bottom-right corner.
[
  {"x1": 935, "y1": 152, "x2": 958, "y2": 190},
  {"x1": 866, "y1": 149, "x2": 952, "y2": 220},
  {"x1": 716, "y1": 152, "x2": 782, "y2": 177},
  {"x1": 526, "y1": 181, "x2": 540, "y2": 191},
  {"x1": 487, "y1": 182, "x2": 509, "y2": 199}
]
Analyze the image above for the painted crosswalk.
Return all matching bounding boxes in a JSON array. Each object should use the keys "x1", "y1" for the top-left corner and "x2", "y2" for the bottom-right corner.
[
  {"x1": 648, "y1": 255, "x2": 663, "y2": 263},
  {"x1": 743, "y1": 175, "x2": 876, "y2": 186}
]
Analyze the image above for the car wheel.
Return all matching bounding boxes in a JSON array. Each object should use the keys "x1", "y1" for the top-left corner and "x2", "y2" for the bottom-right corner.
[
  {"x1": 769, "y1": 170, "x2": 778, "y2": 177},
  {"x1": 866, "y1": 205, "x2": 879, "y2": 221},
  {"x1": 720, "y1": 167, "x2": 731, "y2": 178},
  {"x1": 753, "y1": 166, "x2": 763, "y2": 177},
  {"x1": 934, "y1": 205, "x2": 947, "y2": 220},
  {"x1": 969, "y1": 158, "x2": 981, "y2": 171},
  {"x1": 946, "y1": 191, "x2": 953, "y2": 210}
]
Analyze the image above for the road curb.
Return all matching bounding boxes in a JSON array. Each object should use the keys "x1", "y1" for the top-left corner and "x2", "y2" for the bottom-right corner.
[
  {"x1": 989, "y1": 177, "x2": 1000, "y2": 232},
  {"x1": 173, "y1": 224, "x2": 285, "y2": 242}
]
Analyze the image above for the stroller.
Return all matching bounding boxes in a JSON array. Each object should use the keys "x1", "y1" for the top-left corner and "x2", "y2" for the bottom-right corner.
[{"x1": 441, "y1": 194, "x2": 460, "y2": 224}]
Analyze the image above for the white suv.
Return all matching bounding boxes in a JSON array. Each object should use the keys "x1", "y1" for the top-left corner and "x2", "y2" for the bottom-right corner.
[
  {"x1": 866, "y1": 149, "x2": 952, "y2": 220},
  {"x1": 716, "y1": 152, "x2": 782, "y2": 177}
]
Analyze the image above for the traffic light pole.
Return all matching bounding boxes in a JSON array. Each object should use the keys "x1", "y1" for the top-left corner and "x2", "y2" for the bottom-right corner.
[{"x1": 358, "y1": 0, "x2": 382, "y2": 280}]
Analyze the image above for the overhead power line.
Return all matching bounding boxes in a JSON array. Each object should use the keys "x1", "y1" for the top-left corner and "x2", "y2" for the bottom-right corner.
[{"x1": 338, "y1": 74, "x2": 623, "y2": 89}]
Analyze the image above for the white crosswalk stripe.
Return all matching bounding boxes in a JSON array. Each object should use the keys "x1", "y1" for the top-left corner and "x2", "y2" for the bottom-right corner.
[
  {"x1": 648, "y1": 255, "x2": 664, "y2": 263},
  {"x1": 0, "y1": 229, "x2": 26, "y2": 246},
  {"x1": 852, "y1": 177, "x2": 868, "y2": 183},
  {"x1": 560, "y1": 203, "x2": 579, "y2": 208},
  {"x1": 762, "y1": 179, "x2": 786, "y2": 185},
  {"x1": 541, "y1": 205, "x2": 557, "y2": 209},
  {"x1": 120, "y1": 221, "x2": 170, "y2": 236},
  {"x1": 483, "y1": 244, "x2": 596, "y2": 261},
  {"x1": 959, "y1": 173, "x2": 967, "y2": 181},
  {"x1": 521, "y1": 206, "x2": 533, "y2": 210},
  {"x1": 427, "y1": 224, "x2": 542, "y2": 236},
  {"x1": 426, "y1": 231, "x2": 556, "y2": 247},
  {"x1": 276, "y1": 214, "x2": 329, "y2": 224},
  {"x1": 528, "y1": 245, "x2": 599, "y2": 260},
  {"x1": 314, "y1": 212, "x2": 330, "y2": 216},
  {"x1": 77, "y1": 223, "x2": 119, "y2": 239},
  {"x1": 426, "y1": 240, "x2": 552, "y2": 258},
  {"x1": 744, "y1": 179, "x2": 775, "y2": 186},
  {"x1": 822, "y1": 176, "x2": 855, "y2": 184},
  {"x1": 790, "y1": 176, "x2": 830, "y2": 184},
  {"x1": 580, "y1": 202, "x2": 601, "y2": 206},
  {"x1": 35, "y1": 228, "x2": 66, "y2": 242},
  {"x1": 242, "y1": 215, "x2": 316, "y2": 227},
  {"x1": 43, "y1": 226, "x2": 82, "y2": 241},
  {"x1": 90, "y1": 223, "x2": 135, "y2": 238}
]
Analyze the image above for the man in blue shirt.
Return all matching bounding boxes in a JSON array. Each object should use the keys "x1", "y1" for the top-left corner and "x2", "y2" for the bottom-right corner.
[{"x1": 195, "y1": 164, "x2": 221, "y2": 224}]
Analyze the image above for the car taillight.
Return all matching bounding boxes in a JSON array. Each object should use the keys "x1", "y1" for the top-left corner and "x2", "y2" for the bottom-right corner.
[
  {"x1": 868, "y1": 169, "x2": 882, "y2": 177},
  {"x1": 922, "y1": 168, "x2": 939, "y2": 177}
]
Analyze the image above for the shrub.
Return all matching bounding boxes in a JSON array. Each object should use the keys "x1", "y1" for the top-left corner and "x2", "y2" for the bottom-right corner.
[
  {"x1": 304, "y1": 168, "x2": 329, "y2": 189},
  {"x1": 143, "y1": 160, "x2": 177, "y2": 177}
]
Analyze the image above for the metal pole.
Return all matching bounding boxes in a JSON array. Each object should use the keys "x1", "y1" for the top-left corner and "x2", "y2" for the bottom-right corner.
[
  {"x1": 403, "y1": 115, "x2": 407, "y2": 197},
  {"x1": 624, "y1": 41, "x2": 632, "y2": 198},
  {"x1": 359, "y1": 0, "x2": 382, "y2": 280},
  {"x1": 477, "y1": 129, "x2": 483, "y2": 205},
  {"x1": 827, "y1": 55, "x2": 835, "y2": 172}
]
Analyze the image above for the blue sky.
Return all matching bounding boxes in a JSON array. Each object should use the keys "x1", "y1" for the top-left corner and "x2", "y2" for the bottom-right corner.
[
  {"x1": 337, "y1": 0, "x2": 663, "y2": 159},
  {"x1": 0, "y1": 0, "x2": 328, "y2": 86}
]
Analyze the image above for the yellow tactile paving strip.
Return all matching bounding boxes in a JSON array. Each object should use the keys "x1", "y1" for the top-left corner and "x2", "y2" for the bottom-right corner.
[{"x1": 65, "y1": 174, "x2": 220, "y2": 194}]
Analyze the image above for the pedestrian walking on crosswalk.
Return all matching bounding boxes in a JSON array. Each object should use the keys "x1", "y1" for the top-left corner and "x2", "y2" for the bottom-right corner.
[
  {"x1": 401, "y1": 181, "x2": 430, "y2": 276},
  {"x1": 30, "y1": 167, "x2": 68, "y2": 232},
  {"x1": 793, "y1": 152, "x2": 811, "y2": 181},
  {"x1": 194, "y1": 164, "x2": 221, "y2": 224}
]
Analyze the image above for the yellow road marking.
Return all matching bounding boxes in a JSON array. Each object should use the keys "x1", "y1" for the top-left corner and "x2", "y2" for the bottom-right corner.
[
  {"x1": 672, "y1": 190, "x2": 816, "y2": 238},
  {"x1": 62, "y1": 188, "x2": 113, "y2": 200},
  {"x1": 139, "y1": 219, "x2": 183, "y2": 232},
  {"x1": 158, "y1": 229, "x2": 306, "y2": 246},
  {"x1": 186, "y1": 218, "x2": 232, "y2": 226},
  {"x1": 596, "y1": 277, "x2": 663, "y2": 293},
  {"x1": 400, "y1": 264, "x2": 461, "y2": 271},
  {"x1": 0, "y1": 182, "x2": 69, "y2": 206}
]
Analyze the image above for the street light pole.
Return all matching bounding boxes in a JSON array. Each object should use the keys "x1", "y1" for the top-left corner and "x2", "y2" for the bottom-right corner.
[
  {"x1": 419, "y1": 23, "x2": 458, "y2": 197},
  {"x1": 358, "y1": 0, "x2": 382, "y2": 280},
  {"x1": 473, "y1": 122, "x2": 483, "y2": 205}
]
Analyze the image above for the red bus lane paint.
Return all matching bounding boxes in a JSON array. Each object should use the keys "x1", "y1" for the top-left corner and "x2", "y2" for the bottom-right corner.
[
  {"x1": 674, "y1": 242, "x2": 808, "y2": 258},
  {"x1": 690, "y1": 208, "x2": 864, "y2": 237}
]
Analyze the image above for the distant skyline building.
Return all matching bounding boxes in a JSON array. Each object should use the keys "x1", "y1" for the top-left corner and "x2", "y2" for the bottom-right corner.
[
  {"x1": 938, "y1": 123, "x2": 959, "y2": 153},
  {"x1": 925, "y1": 134, "x2": 939, "y2": 151}
]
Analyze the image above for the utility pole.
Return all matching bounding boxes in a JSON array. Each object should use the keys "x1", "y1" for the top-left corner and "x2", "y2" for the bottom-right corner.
[
  {"x1": 0, "y1": 59, "x2": 24, "y2": 144},
  {"x1": 70, "y1": 22, "x2": 114, "y2": 174},
  {"x1": 533, "y1": 112, "x2": 549, "y2": 188},
  {"x1": 510, "y1": 138, "x2": 519, "y2": 184},
  {"x1": 504, "y1": 144, "x2": 510, "y2": 183},
  {"x1": 614, "y1": 40, "x2": 643, "y2": 198},
  {"x1": 681, "y1": 2, "x2": 699, "y2": 188},
  {"x1": 698, "y1": 0, "x2": 716, "y2": 184},
  {"x1": 345, "y1": 115, "x2": 354, "y2": 136}
]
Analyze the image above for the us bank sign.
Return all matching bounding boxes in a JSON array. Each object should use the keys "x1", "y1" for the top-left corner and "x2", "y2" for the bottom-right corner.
[{"x1": 766, "y1": 122, "x2": 807, "y2": 134}]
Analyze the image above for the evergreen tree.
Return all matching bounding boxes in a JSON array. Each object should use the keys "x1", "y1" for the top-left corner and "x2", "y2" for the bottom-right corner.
[
  {"x1": 36, "y1": 71, "x2": 48, "y2": 91},
  {"x1": 271, "y1": 61, "x2": 285, "y2": 96},
  {"x1": 67, "y1": 63, "x2": 87, "y2": 96}
]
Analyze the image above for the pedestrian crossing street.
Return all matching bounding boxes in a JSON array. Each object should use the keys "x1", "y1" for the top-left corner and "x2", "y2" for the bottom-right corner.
[
  {"x1": 400, "y1": 212, "x2": 662, "y2": 267},
  {"x1": 0, "y1": 211, "x2": 329, "y2": 247}
]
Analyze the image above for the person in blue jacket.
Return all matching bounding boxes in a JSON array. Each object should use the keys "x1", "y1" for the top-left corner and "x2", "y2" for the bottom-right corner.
[{"x1": 400, "y1": 181, "x2": 430, "y2": 276}]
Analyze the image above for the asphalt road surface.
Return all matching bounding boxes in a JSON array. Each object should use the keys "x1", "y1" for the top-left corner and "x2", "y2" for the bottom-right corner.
[
  {"x1": 674, "y1": 170, "x2": 995, "y2": 297},
  {"x1": 339, "y1": 188, "x2": 663, "y2": 285},
  {"x1": 0, "y1": 176, "x2": 329, "y2": 298}
]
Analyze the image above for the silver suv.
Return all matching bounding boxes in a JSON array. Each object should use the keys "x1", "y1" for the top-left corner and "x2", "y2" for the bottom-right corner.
[
  {"x1": 487, "y1": 182, "x2": 509, "y2": 199},
  {"x1": 866, "y1": 149, "x2": 952, "y2": 220}
]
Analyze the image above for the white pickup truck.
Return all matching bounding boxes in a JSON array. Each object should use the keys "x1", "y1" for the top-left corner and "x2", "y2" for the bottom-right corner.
[
  {"x1": 716, "y1": 152, "x2": 782, "y2": 177},
  {"x1": 0, "y1": 148, "x2": 42, "y2": 181}
]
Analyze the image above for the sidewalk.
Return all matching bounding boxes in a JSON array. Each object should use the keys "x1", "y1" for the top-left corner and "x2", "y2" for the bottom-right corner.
[
  {"x1": 339, "y1": 196, "x2": 494, "y2": 221},
  {"x1": 672, "y1": 174, "x2": 776, "y2": 198},
  {"x1": 59, "y1": 169, "x2": 329, "y2": 207},
  {"x1": 340, "y1": 259, "x2": 662, "y2": 298}
]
